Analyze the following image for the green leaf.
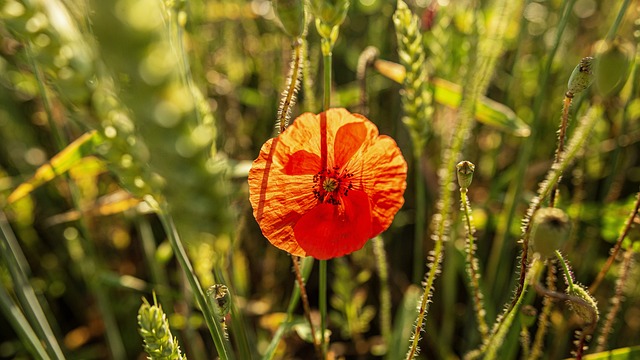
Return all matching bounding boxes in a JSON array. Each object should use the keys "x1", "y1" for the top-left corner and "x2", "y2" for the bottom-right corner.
[
  {"x1": 7, "y1": 131, "x2": 103, "y2": 204},
  {"x1": 571, "y1": 346, "x2": 640, "y2": 360},
  {"x1": 432, "y1": 77, "x2": 530, "y2": 137},
  {"x1": 373, "y1": 59, "x2": 530, "y2": 137}
]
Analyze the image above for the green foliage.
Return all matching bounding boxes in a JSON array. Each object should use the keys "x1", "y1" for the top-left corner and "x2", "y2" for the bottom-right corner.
[{"x1": 0, "y1": 0, "x2": 639, "y2": 359}]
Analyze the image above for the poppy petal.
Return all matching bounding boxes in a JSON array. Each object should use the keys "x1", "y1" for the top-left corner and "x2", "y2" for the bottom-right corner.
[
  {"x1": 283, "y1": 150, "x2": 321, "y2": 176},
  {"x1": 293, "y1": 190, "x2": 372, "y2": 259},
  {"x1": 248, "y1": 137, "x2": 317, "y2": 257},
  {"x1": 344, "y1": 135, "x2": 407, "y2": 237},
  {"x1": 333, "y1": 121, "x2": 368, "y2": 168}
]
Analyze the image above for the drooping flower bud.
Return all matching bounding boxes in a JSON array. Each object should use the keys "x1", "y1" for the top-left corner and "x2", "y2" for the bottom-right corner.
[
  {"x1": 274, "y1": 0, "x2": 306, "y2": 38},
  {"x1": 456, "y1": 161, "x2": 475, "y2": 191},
  {"x1": 529, "y1": 207, "x2": 570, "y2": 259},
  {"x1": 593, "y1": 39, "x2": 635, "y2": 97},
  {"x1": 566, "y1": 284, "x2": 599, "y2": 325},
  {"x1": 566, "y1": 56, "x2": 594, "y2": 97}
]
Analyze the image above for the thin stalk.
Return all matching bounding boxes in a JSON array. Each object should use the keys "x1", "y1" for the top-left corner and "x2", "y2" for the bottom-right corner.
[
  {"x1": 156, "y1": 206, "x2": 234, "y2": 360},
  {"x1": 605, "y1": 0, "x2": 632, "y2": 44},
  {"x1": 460, "y1": 189, "x2": 489, "y2": 340},
  {"x1": 292, "y1": 257, "x2": 321, "y2": 356},
  {"x1": 413, "y1": 156, "x2": 426, "y2": 284},
  {"x1": 407, "y1": 0, "x2": 518, "y2": 357},
  {"x1": 490, "y1": 0, "x2": 577, "y2": 295},
  {"x1": 262, "y1": 257, "x2": 314, "y2": 360},
  {"x1": 319, "y1": 259, "x2": 328, "y2": 357},
  {"x1": 596, "y1": 247, "x2": 634, "y2": 352},
  {"x1": 555, "y1": 251, "x2": 575, "y2": 292},
  {"x1": 512, "y1": 105, "x2": 602, "y2": 309},
  {"x1": 528, "y1": 262, "x2": 556, "y2": 360},
  {"x1": 0, "y1": 284, "x2": 51, "y2": 360},
  {"x1": 28, "y1": 44, "x2": 125, "y2": 359},
  {"x1": 589, "y1": 189, "x2": 640, "y2": 293},
  {"x1": 278, "y1": 39, "x2": 303, "y2": 133},
  {"x1": 372, "y1": 237, "x2": 392, "y2": 346},
  {"x1": 323, "y1": 48, "x2": 332, "y2": 110},
  {"x1": 483, "y1": 256, "x2": 544, "y2": 360},
  {"x1": 550, "y1": 95, "x2": 573, "y2": 207},
  {"x1": 0, "y1": 212, "x2": 65, "y2": 360}
]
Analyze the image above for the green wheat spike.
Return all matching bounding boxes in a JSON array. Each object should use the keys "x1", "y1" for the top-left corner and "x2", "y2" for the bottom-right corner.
[
  {"x1": 138, "y1": 296, "x2": 187, "y2": 360},
  {"x1": 393, "y1": 0, "x2": 432, "y2": 156}
]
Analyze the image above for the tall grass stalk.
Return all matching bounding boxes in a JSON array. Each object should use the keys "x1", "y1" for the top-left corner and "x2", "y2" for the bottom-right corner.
[
  {"x1": 488, "y1": 0, "x2": 578, "y2": 293},
  {"x1": 27, "y1": 38, "x2": 128, "y2": 358},
  {"x1": 0, "y1": 283, "x2": 52, "y2": 359},
  {"x1": 589, "y1": 190, "x2": 640, "y2": 293},
  {"x1": 156, "y1": 206, "x2": 233, "y2": 360},
  {"x1": 596, "y1": 247, "x2": 635, "y2": 352},
  {"x1": 262, "y1": 257, "x2": 314, "y2": 360},
  {"x1": 0, "y1": 211, "x2": 65, "y2": 359},
  {"x1": 372, "y1": 237, "x2": 392, "y2": 346},
  {"x1": 405, "y1": 0, "x2": 518, "y2": 357}
]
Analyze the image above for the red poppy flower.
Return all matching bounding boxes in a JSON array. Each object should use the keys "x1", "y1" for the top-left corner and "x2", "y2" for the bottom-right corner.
[{"x1": 248, "y1": 108, "x2": 407, "y2": 259}]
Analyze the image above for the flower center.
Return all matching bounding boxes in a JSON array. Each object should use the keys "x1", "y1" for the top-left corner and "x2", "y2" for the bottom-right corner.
[{"x1": 313, "y1": 167, "x2": 354, "y2": 205}]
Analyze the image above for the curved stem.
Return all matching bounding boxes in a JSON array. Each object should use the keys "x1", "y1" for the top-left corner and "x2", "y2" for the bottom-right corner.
[{"x1": 156, "y1": 205, "x2": 234, "y2": 360}]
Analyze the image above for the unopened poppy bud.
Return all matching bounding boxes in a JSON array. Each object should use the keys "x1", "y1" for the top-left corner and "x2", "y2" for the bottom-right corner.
[
  {"x1": 566, "y1": 284, "x2": 599, "y2": 325},
  {"x1": 594, "y1": 39, "x2": 635, "y2": 97},
  {"x1": 309, "y1": 0, "x2": 350, "y2": 30},
  {"x1": 207, "y1": 284, "x2": 231, "y2": 320},
  {"x1": 529, "y1": 207, "x2": 570, "y2": 259},
  {"x1": 274, "y1": 0, "x2": 306, "y2": 38},
  {"x1": 566, "y1": 56, "x2": 594, "y2": 97},
  {"x1": 456, "y1": 161, "x2": 475, "y2": 191}
]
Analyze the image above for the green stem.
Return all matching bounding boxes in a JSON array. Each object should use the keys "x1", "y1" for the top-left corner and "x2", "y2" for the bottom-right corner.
[
  {"x1": 0, "y1": 212, "x2": 65, "y2": 360},
  {"x1": 460, "y1": 190, "x2": 489, "y2": 340},
  {"x1": 323, "y1": 42, "x2": 332, "y2": 110},
  {"x1": 372, "y1": 237, "x2": 392, "y2": 346},
  {"x1": 489, "y1": 0, "x2": 577, "y2": 296},
  {"x1": 605, "y1": 0, "x2": 632, "y2": 43},
  {"x1": 413, "y1": 155, "x2": 426, "y2": 283},
  {"x1": 555, "y1": 250, "x2": 575, "y2": 292},
  {"x1": 484, "y1": 257, "x2": 544, "y2": 360},
  {"x1": 319, "y1": 259, "x2": 328, "y2": 358},
  {"x1": 156, "y1": 206, "x2": 234, "y2": 360},
  {"x1": 0, "y1": 284, "x2": 51, "y2": 360},
  {"x1": 262, "y1": 257, "x2": 314, "y2": 360}
]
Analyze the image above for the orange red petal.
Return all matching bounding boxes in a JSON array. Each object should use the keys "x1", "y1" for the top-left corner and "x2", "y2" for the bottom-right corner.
[{"x1": 248, "y1": 108, "x2": 407, "y2": 259}]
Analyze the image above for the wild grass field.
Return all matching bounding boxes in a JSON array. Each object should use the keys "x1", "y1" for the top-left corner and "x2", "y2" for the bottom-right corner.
[{"x1": 0, "y1": 0, "x2": 639, "y2": 359}]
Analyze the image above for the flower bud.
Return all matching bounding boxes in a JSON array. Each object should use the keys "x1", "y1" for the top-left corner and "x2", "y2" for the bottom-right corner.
[
  {"x1": 566, "y1": 284, "x2": 599, "y2": 325},
  {"x1": 207, "y1": 284, "x2": 231, "y2": 320},
  {"x1": 309, "y1": 0, "x2": 350, "y2": 30},
  {"x1": 274, "y1": 0, "x2": 306, "y2": 38},
  {"x1": 566, "y1": 56, "x2": 594, "y2": 97},
  {"x1": 594, "y1": 39, "x2": 635, "y2": 97},
  {"x1": 529, "y1": 207, "x2": 570, "y2": 259},
  {"x1": 456, "y1": 161, "x2": 475, "y2": 191}
]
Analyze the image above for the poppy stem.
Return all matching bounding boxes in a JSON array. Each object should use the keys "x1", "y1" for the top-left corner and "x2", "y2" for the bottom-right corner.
[
  {"x1": 319, "y1": 259, "x2": 328, "y2": 358},
  {"x1": 322, "y1": 45, "x2": 332, "y2": 110}
]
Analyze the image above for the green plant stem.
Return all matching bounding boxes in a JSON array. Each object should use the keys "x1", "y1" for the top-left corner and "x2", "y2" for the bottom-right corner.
[
  {"x1": 529, "y1": 262, "x2": 556, "y2": 360},
  {"x1": 319, "y1": 259, "x2": 328, "y2": 358},
  {"x1": 0, "y1": 212, "x2": 65, "y2": 360},
  {"x1": 156, "y1": 205, "x2": 233, "y2": 360},
  {"x1": 262, "y1": 257, "x2": 314, "y2": 360},
  {"x1": 292, "y1": 257, "x2": 321, "y2": 355},
  {"x1": 28, "y1": 44, "x2": 125, "y2": 359},
  {"x1": 484, "y1": 256, "x2": 544, "y2": 360},
  {"x1": 605, "y1": 0, "x2": 632, "y2": 43},
  {"x1": 323, "y1": 48, "x2": 332, "y2": 110},
  {"x1": 589, "y1": 189, "x2": 640, "y2": 293},
  {"x1": 488, "y1": 0, "x2": 577, "y2": 295},
  {"x1": 0, "y1": 284, "x2": 52, "y2": 360},
  {"x1": 372, "y1": 237, "x2": 392, "y2": 346},
  {"x1": 555, "y1": 251, "x2": 575, "y2": 292},
  {"x1": 460, "y1": 189, "x2": 489, "y2": 340},
  {"x1": 413, "y1": 156, "x2": 426, "y2": 284}
]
